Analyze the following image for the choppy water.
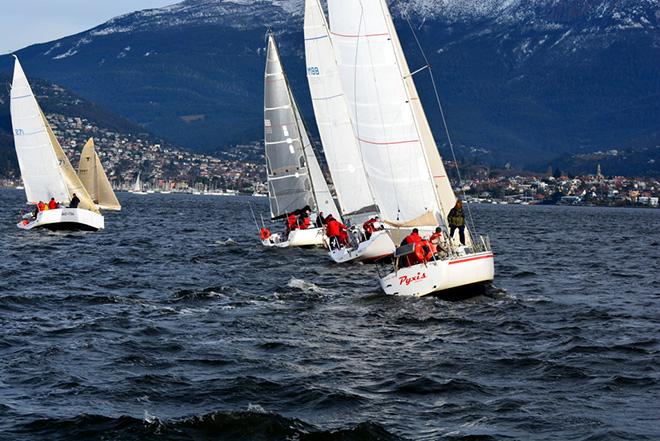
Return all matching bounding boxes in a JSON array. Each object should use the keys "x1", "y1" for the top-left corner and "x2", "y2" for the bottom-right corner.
[{"x1": 0, "y1": 189, "x2": 658, "y2": 440}]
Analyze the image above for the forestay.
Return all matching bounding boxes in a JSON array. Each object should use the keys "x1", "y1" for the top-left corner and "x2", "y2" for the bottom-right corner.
[
  {"x1": 304, "y1": 0, "x2": 376, "y2": 218},
  {"x1": 11, "y1": 57, "x2": 98, "y2": 213},
  {"x1": 78, "y1": 138, "x2": 122, "y2": 211},
  {"x1": 327, "y1": 0, "x2": 446, "y2": 225},
  {"x1": 264, "y1": 32, "x2": 339, "y2": 220}
]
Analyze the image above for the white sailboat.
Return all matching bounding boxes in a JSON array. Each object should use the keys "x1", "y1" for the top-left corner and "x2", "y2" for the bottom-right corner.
[
  {"x1": 261, "y1": 30, "x2": 341, "y2": 248},
  {"x1": 327, "y1": 0, "x2": 494, "y2": 296},
  {"x1": 129, "y1": 172, "x2": 147, "y2": 195},
  {"x1": 304, "y1": 0, "x2": 395, "y2": 263},
  {"x1": 77, "y1": 138, "x2": 121, "y2": 211},
  {"x1": 11, "y1": 56, "x2": 104, "y2": 231}
]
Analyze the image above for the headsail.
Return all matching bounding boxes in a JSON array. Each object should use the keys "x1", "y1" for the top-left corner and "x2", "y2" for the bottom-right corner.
[
  {"x1": 327, "y1": 0, "x2": 446, "y2": 226},
  {"x1": 304, "y1": 0, "x2": 376, "y2": 219},
  {"x1": 78, "y1": 138, "x2": 121, "y2": 211},
  {"x1": 10, "y1": 57, "x2": 97, "y2": 212},
  {"x1": 264, "y1": 31, "x2": 340, "y2": 220}
]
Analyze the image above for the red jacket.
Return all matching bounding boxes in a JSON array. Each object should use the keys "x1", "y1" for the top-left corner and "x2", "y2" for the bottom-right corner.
[
  {"x1": 287, "y1": 214, "x2": 298, "y2": 230},
  {"x1": 48, "y1": 199, "x2": 57, "y2": 209},
  {"x1": 363, "y1": 218, "x2": 377, "y2": 233},
  {"x1": 37, "y1": 202, "x2": 46, "y2": 212},
  {"x1": 326, "y1": 219, "x2": 346, "y2": 237},
  {"x1": 404, "y1": 232, "x2": 423, "y2": 245}
]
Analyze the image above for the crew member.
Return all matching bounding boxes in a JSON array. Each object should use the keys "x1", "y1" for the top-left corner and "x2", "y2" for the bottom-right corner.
[
  {"x1": 315, "y1": 211, "x2": 325, "y2": 228},
  {"x1": 362, "y1": 216, "x2": 382, "y2": 240},
  {"x1": 286, "y1": 213, "x2": 298, "y2": 232},
  {"x1": 429, "y1": 227, "x2": 446, "y2": 257},
  {"x1": 37, "y1": 201, "x2": 46, "y2": 212},
  {"x1": 448, "y1": 200, "x2": 466, "y2": 245},
  {"x1": 298, "y1": 209, "x2": 311, "y2": 230},
  {"x1": 402, "y1": 228, "x2": 422, "y2": 246},
  {"x1": 69, "y1": 193, "x2": 80, "y2": 209},
  {"x1": 48, "y1": 198, "x2": 58, "y2": 210},
  {"x1": 325, "y1": 214, "x2": 348, "y2": 249}
]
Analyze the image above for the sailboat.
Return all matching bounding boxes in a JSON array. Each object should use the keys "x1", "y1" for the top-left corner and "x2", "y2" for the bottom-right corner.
[
  {"x1": 130, "y1": 172, "x2": 147, "y2": 194},
  {"x1": 77, "y1": 138, "x2": 121, "y2": 211},
  {"x1": 326, "y1": 0, "x2": 494, "y2": 296},
  {"x1": 304, "y1": 0, "x2": 395, "y2": 263},
  {"x1": 261, "y1": 30, "x2": 341, "y2": 248},
  {"x1": 10, "y1": 56, "x2": 104, "y2": 231}
]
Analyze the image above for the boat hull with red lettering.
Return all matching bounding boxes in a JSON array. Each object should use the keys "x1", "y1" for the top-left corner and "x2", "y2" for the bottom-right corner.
[{"x1": 379, "y1": 251, "x2": 494, "y2": 297}]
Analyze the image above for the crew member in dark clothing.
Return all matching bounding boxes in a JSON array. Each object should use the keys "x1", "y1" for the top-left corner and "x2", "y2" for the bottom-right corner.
[
  {"x1": 69, "y1": 193, "x2": 80, "y2": 209},
  {"x1": 315, "y1": 212, "x2": 325, "y2": 228},
  {"x1": 448, "y1": 200, "x2": 466, "y2": 245}
]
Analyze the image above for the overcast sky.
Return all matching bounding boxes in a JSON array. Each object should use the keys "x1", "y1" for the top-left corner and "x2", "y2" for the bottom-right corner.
[{"x1": 0, "y1": 0, "x2": 182, "y2": 54}]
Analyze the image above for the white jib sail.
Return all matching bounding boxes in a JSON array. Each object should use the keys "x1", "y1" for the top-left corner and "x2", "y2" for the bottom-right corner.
[
  {"x1": 327, "y1": 0, "x2": 441, "y2": 224},
  {"x1": 10, "y1": 57, "x2": 70, "y2": 204},
  {"x1": 304, "y1": 0, "x2": 376, "y2": 218}
]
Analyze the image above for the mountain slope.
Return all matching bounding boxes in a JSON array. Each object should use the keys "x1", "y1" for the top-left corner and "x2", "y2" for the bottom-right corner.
[{"x1": 1, "y1": 0, "x2": 658, "y2": 170}]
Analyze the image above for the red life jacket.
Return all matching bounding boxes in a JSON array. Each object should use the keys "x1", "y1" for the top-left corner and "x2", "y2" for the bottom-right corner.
[
  {"x1": 48, "y1": 200, "x2": 57, "y2": 209},
  {"x1": 363, "y1": 219, "x2": 376, "y2": 233},
  {"x1": 327, "y1": 219, "x2": 346, "y2": 237},
  {"x1": 287, "y1": 214, "x2": 298, "y2": 230},
  {"x1": 300, "y1": 217, "x2": 311, "y2": 229},
  {"x1": 37, "y1": 202, "x2": 46, "y2": 212}
]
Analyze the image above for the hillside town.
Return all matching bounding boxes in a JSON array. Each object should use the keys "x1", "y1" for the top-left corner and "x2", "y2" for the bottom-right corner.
[
  {"x1": 457, "y1": 164, "x2": 659, "y2": 207},
  {"x1": 1, "y1": 113, "x2": 266, "y2": 194},
  {"x1": 0, "y1": 113, "x2": 657, "y2": 208}
]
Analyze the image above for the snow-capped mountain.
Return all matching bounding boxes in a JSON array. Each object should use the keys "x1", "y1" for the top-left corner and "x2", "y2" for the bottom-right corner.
[{"x1": 1, "y1": 0, "x2": 658, "y2": 168}]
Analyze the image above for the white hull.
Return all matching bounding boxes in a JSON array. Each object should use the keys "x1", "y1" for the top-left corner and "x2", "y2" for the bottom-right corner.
[
  {"x1": 261, "y1": 228, "x2": 325, "y2": 248},
  {"x1": 328, "y1": 230, "x2": 395, "y2": 263},
  {"x1": 380, "y1": 251, "x2": 494, "y2": 297},
  {"x1": 17, "y1": 208, "x2": 104, "y2": 231}
]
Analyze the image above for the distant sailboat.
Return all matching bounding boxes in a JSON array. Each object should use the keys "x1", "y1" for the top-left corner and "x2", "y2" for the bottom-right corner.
[
  {"x1": 11, "y1": 56, "x2": 104, "y2": 231},
  {"x1": 77, "y1": 138, "x2": 121, "y2": 211},
  {"x1": 327, "y1": 0, "x2": 494, "y2": 295},
  {"x1": 261, "y1": 30, "x2": 341, "y2": 248},
  {"x1": 130, "y1": 172, "x2": 147, "y2": 195}
]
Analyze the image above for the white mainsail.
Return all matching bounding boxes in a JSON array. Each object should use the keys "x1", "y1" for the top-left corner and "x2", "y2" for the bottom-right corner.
[
  {"x1": 78, "y1": 138, "x2": 121, "y2": 211},
  {"x1": 328, "y1": 0, "x2": 451, "y2": 227},
  {"x1": 10, "y1": 56, "x2": 98, "y2": 213},
  {"x1": 264, "y1": 31, "x2": 341, "y2": 220},
  {"x1": 304, "y1": 0, "x2": 377, "y2": 218}
]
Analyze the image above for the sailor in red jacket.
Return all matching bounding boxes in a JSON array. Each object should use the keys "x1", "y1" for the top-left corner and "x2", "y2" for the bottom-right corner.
[
  {"x1": 286, "y1": 213, "x2": 298, "y2": 232},
  {"x1": 362, "y1": 216, "x2": 382, "y2": 240},
  {"x1": 325, "y1": 215, "x2": 348, "y2": 248},
  {"x1": 48, "y1": 198, "x2": 58, "y2": 210},
  {"x1": 402, "y1": 228, "x2": 422, "y2": 245},
  {"x1": 37, "y1": 201, "x2": 46, "y2": 212}
]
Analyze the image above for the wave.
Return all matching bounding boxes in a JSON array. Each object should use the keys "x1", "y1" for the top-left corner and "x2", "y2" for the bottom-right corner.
[
  {"x1": 286, "y1": 277, "x2": 329, "y2": 295},
  {"x1": 18, "y1": 410, "x2": 405, "y2": 441}
]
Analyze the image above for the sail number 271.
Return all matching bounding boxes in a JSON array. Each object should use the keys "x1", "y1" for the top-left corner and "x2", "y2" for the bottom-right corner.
[
  {"x1": 15, "y1": 129, "x2": 24, "y2": 136},
  {"x1": 307, "y1": 66, "x2": 320, "y2": 76}
]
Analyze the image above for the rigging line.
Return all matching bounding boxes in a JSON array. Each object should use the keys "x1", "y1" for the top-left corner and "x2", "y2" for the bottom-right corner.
[
  {"x1": 248, "y1": 202, "x2": 260, "y2": 232},
  {"x1": 403, "y1": 13, "x2": 478, "y2": 241}
]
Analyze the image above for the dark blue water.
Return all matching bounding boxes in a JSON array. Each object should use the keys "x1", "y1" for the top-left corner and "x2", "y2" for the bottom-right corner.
[{"x1": 1, "y1": 189, "x2": 658, "y2": 440}]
